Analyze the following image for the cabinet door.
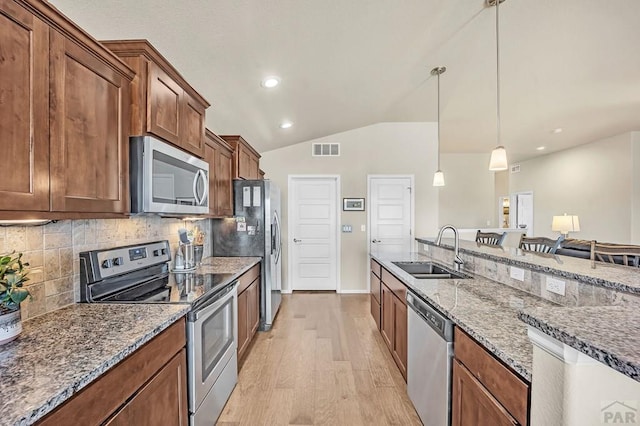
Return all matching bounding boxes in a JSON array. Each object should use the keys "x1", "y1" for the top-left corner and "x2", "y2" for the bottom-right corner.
[
  {"x1": 105, "y1": 349, "x2": 189, "y2": 426},
  {"x1": 237, "y1": 288, "x2": 249, "y2": 359},
  {"x1": 392, "y1": 296, "x2": 407, "y2": 381},
  {"x1": 380, "y1": 284, "x2": 394, "y2": 351},
  {"x1": 370, "y1": 271, "x2": 380, "y2": 303},
  {"x1": 370, "y1": 294, "x2": 380, "y2": 330},
  {"x1": 237, "y1": 146, "x2": 252, "y2": 179},
  {"x1": 204, "y1": 142, "x2": 217, "y2": 215},
  {"x1": 216, "y1": 147, "x2": 233, "y2": 216},
  {"x1": 249, "y1": 154, "x2": 260, "y2": 180},
  {"x1": 0, "y1": 1, "x2": 49, "y2": 211},
  {"x1": 49, "y1": 31, "x2": 129, "y2": 213},
  {"x1": 181, "y1": 91, "x2": 205, "y2": 157},
  {"x1": 147, "y1": 62, "x2": 181, "y2": 145},
  {"x1": 452, "y1": 360, "x2": 518, "y2": 426},
  {"x1": 248, "y1": 279, "x2": 260, "y2": 336}
]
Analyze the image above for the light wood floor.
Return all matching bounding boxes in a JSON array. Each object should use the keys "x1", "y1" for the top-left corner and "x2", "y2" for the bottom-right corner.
[{"x1": 217, "y1": 292, "x2": 421, "y2": 425}]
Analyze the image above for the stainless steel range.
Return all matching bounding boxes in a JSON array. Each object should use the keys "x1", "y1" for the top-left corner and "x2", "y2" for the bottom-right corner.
[{"x1": 80, "y1": 240, "x2": 238, "y2": 426}]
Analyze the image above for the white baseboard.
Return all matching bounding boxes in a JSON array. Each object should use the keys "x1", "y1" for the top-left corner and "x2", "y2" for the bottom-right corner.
[
  {"x1": 338, "y1": 289, "x2": 369, "y2": 294},
  {"x1": 281, "y1": 289, "x2": 293, "y2": 294}
]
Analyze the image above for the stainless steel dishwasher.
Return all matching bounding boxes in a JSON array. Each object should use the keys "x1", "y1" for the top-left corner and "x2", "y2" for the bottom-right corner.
[{"x1": 407, "y1": 290, "x2": 454, "y2": 426}]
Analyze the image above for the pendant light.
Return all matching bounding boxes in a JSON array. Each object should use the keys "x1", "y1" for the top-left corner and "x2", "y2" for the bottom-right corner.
[
  {"x1": 488, "y1": 0, "x2": 509, "y2": 171},
  {"x1": 431, "y1": 66, "x2": 446, "y2": 187}
]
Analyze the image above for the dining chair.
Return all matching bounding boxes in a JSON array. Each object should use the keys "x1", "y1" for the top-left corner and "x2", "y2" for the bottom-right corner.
[
  {"x1": 519, "y1": 235, "x2": 564, "y2": 254},
  {"x1": 590, "y1": 241, "x2": 640, "y2": 268},
  {"x1": 475, "y1": 230, "x2": 507, "y2": 246}
]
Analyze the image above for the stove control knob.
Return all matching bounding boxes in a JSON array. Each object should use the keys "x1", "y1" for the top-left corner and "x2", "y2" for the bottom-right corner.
[
  {"x1": 113, "y1": 257, "x2": 124, "y2": 266},
  {"x1": 161, "y1": 248, "x2": 167, "y2": 255},
  {"x1": 153, "y1": 249, "x2": 160, "y2": 257},
  {"x1": 101, "y1": 259, "x2": 113, "y2": 269}
]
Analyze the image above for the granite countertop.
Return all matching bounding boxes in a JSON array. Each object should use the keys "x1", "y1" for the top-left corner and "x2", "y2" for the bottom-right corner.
[
  {"x1": 199, "y1": 256, "x2": 261, "y2": 277},
  {"x1": 416, "y1": 237, "x2": 640, "y2": 295},
  {"x1": 519, "y1": 306, "x2": 640, "y2": 381},
  {"x1": 371, "y1": 250, "x2": 558, "y2": 381},
  {"x1": 0, "y1": 303, "x2": 190, "y2": 426}
]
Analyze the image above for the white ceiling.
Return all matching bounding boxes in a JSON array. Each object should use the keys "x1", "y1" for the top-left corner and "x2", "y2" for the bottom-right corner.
[{"x1": 50, "y1": 0, "x2": 640, "y2": 161}]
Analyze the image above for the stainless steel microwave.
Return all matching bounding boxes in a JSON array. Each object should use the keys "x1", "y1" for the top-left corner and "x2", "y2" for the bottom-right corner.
[{"x1": 130, "y1": 136, "x2": 209, "y2": 215}]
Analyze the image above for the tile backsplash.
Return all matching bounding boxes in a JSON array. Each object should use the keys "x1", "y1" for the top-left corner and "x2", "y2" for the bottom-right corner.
[{"x1": 0, "y1": 217, "x2": 211, "y2": 320}]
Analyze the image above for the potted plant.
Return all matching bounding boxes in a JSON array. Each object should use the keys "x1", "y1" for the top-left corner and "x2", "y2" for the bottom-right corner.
[{"x1": 0, "y1": 252, "x2": 30, "y2": 345}]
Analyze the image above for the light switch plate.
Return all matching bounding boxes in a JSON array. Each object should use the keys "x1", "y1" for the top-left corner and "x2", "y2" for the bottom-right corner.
[
  {"x1": 360, "y1": 224, "x2": 366, "y2": 232},
  {"x1": 510, "y1": 267, "x2": 525, "y2": 281},
  {"x1": 546, "y1": 277, "x2": 566, "y2": 296}
]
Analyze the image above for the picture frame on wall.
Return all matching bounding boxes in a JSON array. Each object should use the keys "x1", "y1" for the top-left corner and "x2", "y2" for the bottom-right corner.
[{"x1": 343, "y1": 198, "x2": 365, "y2": 211}]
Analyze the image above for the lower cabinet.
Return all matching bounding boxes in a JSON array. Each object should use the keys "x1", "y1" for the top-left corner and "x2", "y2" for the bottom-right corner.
[
  {"x1": 380, "y1": 281, "x2": 408, "y2": 381},
  {"x1": 237, "y1": 263, "x2": 261, "y2": 363},
  {"x1": 452, "y1": 327, "x2": 529, "y2": 426},
  {"x1": 38, "y1": 319, "x2": 187, "y2": 426}
]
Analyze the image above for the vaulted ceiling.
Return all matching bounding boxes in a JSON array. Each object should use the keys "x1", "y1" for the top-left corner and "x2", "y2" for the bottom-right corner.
[{"x1": 50, "y1": 0, "x2": 640, "y2": 161}]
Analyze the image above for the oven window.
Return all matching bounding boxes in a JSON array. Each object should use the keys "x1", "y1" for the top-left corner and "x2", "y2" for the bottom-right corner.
[{"x1": 201, "y1": 297, "x2": 234, "y2": 380}]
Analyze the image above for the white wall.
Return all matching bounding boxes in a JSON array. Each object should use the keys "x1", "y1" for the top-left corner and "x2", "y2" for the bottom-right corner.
[
  {"x1": 439, "y1": 153, "x2": 495, "y2": 228},
  {"x1": 510, "y1": 132, "x2": 636, "y2": 243},
  {"x1": 260, "y1": 122, "x2": 439, "y2": 292}
]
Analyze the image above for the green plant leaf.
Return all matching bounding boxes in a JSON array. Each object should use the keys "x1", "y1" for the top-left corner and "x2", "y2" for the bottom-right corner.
[{"x1": 10, "y1": 288, "x2": 29, "y2": 304}]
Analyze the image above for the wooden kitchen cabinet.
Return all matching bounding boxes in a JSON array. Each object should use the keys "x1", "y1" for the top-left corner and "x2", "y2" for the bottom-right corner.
[
  {"x1": 204, "y1": 129, "x2": 234, "y2": 217},
  {"x1": 0, "y1": 0, "x2": 134, "y2": 217},
  {"x1": 0, "y1": 0, "x2": 49, "y2": 212},
  {"x1": 221, "y1": 135, "x2": 261, "y2": 180},
  {"x1": 236, "y1": 263, "x2": 261, "y2": 364},
  {"x1": 370, "y1": 259, "x2": 382, "y2": 330},
  {"x1": 101, "y1": 40, "x2": 210, "y2": 158},
  {"x1": 380, "y1": 280, "x2": 408, "y2": 381},
  {"x1": 49, "y1": 31, "x2": 130, "y2": 213},
  {"x1": 38, "y1": 318, "x2": 187, "y2": 425},
  {"x1": 453, "y1": 327, "x2": 529, "y2": 426}
]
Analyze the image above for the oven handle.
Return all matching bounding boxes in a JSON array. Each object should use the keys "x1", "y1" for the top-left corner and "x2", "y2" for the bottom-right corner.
[{"x1": 192, "y1": 281, "x2": 237, "y2": 322}]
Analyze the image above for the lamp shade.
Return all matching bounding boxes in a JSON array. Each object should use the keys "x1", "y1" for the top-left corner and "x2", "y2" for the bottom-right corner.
[
  {"x1": 489, "y1": 146, "x2": 508, "y2": 171},
  {"x1": 551, "y1": 214, "x2": 580, "y2": 234},
  {"x1": 433, "y1": 170, "x2": 445, "y2": 187}
]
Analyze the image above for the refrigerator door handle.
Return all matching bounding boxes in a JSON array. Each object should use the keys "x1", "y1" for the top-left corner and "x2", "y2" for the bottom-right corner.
[{"x1": 274, "y1": 211, "x2": 282, "y2": 264}]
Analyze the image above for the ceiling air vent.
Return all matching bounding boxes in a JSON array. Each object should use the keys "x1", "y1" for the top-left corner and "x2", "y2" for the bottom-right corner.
[
  {"x1": 312, "y1": 143, "x2": 340, "y2": 157},
  {"x1": 510, "y1": 164, "x2": 521, "y2": 173}
]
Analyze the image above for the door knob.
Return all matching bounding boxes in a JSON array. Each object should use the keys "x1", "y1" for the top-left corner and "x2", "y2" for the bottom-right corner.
[
  {"x1": 293, "y1": 238, "x2": 302, "y2": 243},
  {"x1": 372, "y1": 239, "x2": 381, "y2": 243}
]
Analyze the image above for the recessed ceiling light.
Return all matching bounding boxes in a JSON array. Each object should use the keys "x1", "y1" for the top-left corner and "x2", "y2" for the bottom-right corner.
[
  {"x1": 261, "y1": 77, "x2": 280, "y2": 88},
  {"x1": 280, "y1": 121, "x2": 293, "y2": 129},
  {"x1": 552, "y1": 128, "x2": 563, "y2": 134},
  {"x1": 536, "y1": 146, "x2": 546, "y2": 151}
]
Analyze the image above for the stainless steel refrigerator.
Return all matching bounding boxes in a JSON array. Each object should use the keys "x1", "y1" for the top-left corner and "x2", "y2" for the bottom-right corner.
[{"x1": 211, "y1": 179, "x2": 282, "y2": 330}]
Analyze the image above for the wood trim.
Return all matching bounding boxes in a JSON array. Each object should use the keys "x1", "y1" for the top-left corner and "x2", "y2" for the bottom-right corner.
[
  {"x1": 205, "y1": 129, "x2": 233, "y2": 153},
  {"x1": 454, "y1": 327, "x2": 529, "y2": 426},
  {"x1": 100, "y1": 39, "x2": 209, "y2": 107},
  {"x1": 15, "y1": 0, "x2": 134, "y2": 79},
  {"x1": 38, "y1": 318, "x2": 186, "y2": 426},
  {"x1": 220, "y1": 134, "x2": 261, "y2": 158}
]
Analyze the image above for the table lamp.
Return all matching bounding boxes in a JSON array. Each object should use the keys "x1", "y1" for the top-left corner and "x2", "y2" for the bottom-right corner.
[{"x1": 551, "y1": 214, "x2": 580, "y2": 238}]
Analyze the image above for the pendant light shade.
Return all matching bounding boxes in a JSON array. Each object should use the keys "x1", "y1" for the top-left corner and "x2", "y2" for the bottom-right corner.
[
  {"x1": 488, "y1": 0, "x2": 508, "y2": 171},
  {"x1": 432, "y1": 170, "x2": 445, "y2": 186},
  {"x1": 489, "y1": 146, "x2": 508, "y2": 171},
  {"x1": 431, "y1": 66, "x2": 446, "y2": 187}
]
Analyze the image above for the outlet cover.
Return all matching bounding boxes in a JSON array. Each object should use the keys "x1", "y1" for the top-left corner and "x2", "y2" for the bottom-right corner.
[
  {"x1": 423, "y1": 244, "x2": 429, "y2": 252},
  {"x1": 342, "y1": 225, "x2": 352, "y2": 233},
  {"x1": 510, "y1": 267, "x2": 525, "y2": 281},
  {"x1": 546, "y1": 277, "x2": 566, "y2": 296}
]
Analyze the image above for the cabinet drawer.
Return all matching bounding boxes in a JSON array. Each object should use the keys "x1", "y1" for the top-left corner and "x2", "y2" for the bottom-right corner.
[
  {"x1": 370, "y1": 294, "x2": 380, "y2": 330},
  {"x1": 381, "y1": 268, "x2": 406, "y2": 305},
  {"x1": 238, "y1": 263, "x2": 260, "y2": 294},
  {"x1": 454, "y1": 327, "x2": 529, "y2": 426},
  {"x1": 370, "y1": 258, "x2": 381, "y2": 278}
]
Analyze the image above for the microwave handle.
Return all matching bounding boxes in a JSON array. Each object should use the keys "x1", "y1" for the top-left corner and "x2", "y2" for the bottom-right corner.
[{"x1": 192, "y1": 169, "x2": 208, "y2": 206}]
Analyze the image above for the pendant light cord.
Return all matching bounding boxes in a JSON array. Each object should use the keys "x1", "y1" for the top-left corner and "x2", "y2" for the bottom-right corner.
[
  {"x1": 495, "y1": 0, "x2": 501, "y2": 148},
  {"x1": 437, "y1": 69, "x2": 441, "y2": 170}
]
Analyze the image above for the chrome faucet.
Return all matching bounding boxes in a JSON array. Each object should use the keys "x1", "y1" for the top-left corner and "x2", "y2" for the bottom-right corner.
[{"x1": 435, "y1": 224, "x2": 464, "y2": 272}]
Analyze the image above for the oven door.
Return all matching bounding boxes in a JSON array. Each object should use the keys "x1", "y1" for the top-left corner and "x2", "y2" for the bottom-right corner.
[{"x1": 187, "y1": 282, "x2": 237, "y2": 413}]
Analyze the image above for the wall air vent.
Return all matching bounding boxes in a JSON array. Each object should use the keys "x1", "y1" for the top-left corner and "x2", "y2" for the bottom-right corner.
[
  {"x1": 510, "y1": 164, "x2": 521, "y2": 173},
  {"x1": 312, "y1": 143, "x2": 340, "y2": 157}
]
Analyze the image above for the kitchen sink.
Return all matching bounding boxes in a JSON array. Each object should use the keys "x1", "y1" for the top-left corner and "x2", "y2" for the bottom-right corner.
[{"x1": 392, "y1": 261, "x2": 469, "y2": 280}]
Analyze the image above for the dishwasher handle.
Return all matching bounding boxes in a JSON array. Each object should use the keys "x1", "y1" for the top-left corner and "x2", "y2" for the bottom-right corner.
[{"x1": 407, "y1": 292, "x2": 453, "y2": 342}]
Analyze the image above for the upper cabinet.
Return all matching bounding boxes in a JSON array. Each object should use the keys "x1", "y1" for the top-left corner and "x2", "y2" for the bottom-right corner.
[
  {"x1": 0, "y1": 0, "x2": 134, "y2": 217},
  {"x1": 204, "y1": 130, "x2": 233, "y2": 217},
  {"x1": 220, "y1": 135, "x2": 261, "y2": 180},
  {"x1": 101, "y1": 40, "x2": 210, "y2": 158}
]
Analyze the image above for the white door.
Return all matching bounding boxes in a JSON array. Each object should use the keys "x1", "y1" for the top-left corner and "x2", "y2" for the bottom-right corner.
[
  {"x1": 289, "y1": 176, "x2": 339, "y2": 291},
  {"x1": 368, "y1": 176, "x2": 413, "y2": 254},
  {"x1": 513, "y1": 191, "x2": 534, "y2": 235}
]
